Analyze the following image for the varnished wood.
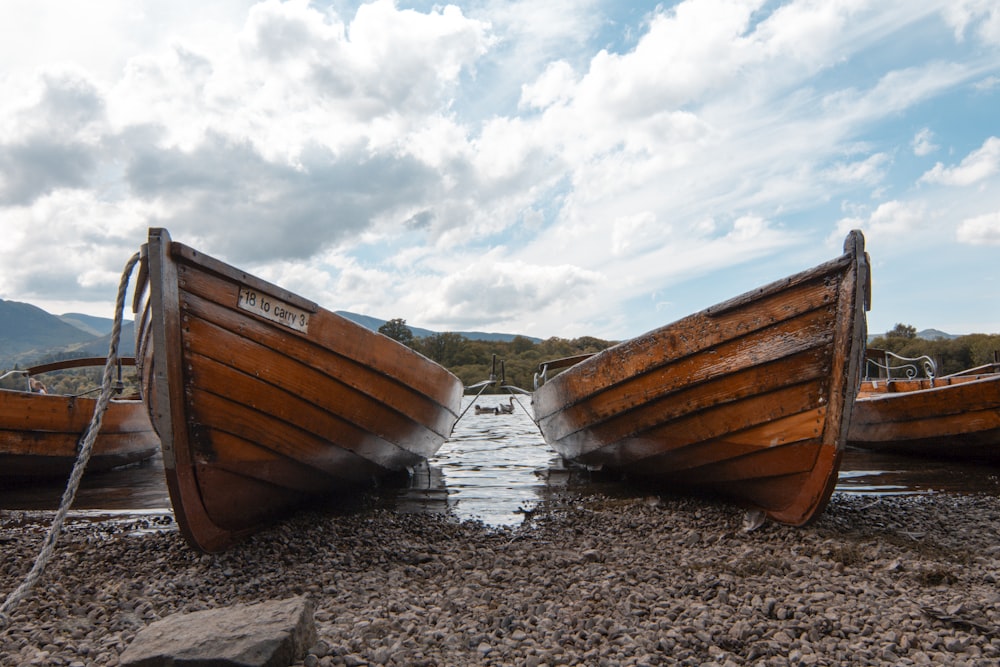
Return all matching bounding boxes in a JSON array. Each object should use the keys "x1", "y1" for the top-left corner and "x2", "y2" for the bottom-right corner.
[
  {"x1": 26, "y1": 357, "x2": 136, "y2": 375},
  {"x1": 848, "y1": 372, "x2": 1000, "y2": 462},
  {"x1": 135, "y1": 228, "x2": 463, "y2": 552},
  {"x1": 0, "y1": 358, "x2": 158, "y2": 478},
  {"x1": 532, "y1": 231, "x2": 869, "y2": 526}
]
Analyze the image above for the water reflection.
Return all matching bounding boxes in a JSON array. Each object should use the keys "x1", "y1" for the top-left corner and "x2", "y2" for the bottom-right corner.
[
  {"x1": 389, "y1": 394, "x2": 559, "y2": 525},
  {"x1": 0, "y1": 453, "x2": 170, "y2": 512},
  {"x1": 835, "y1": 448, "x2": 1000, "y2": 496},
  {"x1": 3, "y1": 396, "x2": 999, "y2": 527}
]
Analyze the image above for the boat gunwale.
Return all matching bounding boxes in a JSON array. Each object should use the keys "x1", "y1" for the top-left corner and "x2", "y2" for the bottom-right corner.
[
  {"x1": 535, "y1": 235, "x2": 861, "y2": 399},
  {"x1": 174, "y1": 280, "x2": 459, "y2": 438},
  {"x1": 538, "y1": 331, "x2": 837, "y2": 444},
  {"x1": 533, "y1": 271, "x2": 849, "y2": 423},
  {"x1": 166, "y1": 237, "x2": 461, "y2": 404}
]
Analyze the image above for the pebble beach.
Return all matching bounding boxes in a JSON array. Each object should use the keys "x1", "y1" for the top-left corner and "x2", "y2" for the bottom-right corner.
[{"x1": 2, "y1": 490, "x2": 1000, "y2": 666}]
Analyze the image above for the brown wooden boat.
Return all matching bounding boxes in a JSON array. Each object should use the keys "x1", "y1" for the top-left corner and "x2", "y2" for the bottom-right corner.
[
  {"x1": 0, "y1": 357, "x2": 158, "y2": 478},
  {"x1": 134, "y1": 228, "x2": 463, "y2": 552},
  {"x1": 848, "y1": 349, "x2": 1000, "y2": 462},
  {"x1": 531, "y1": 230, "x2": 870, "y2": 525}
]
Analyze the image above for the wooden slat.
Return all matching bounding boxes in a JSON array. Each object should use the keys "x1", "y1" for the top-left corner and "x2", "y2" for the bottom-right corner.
[
  {"x1": 139, "y1": 227, "x2": 463, "y2": 552},
  {"x1": 173, "y1": 248, "x2": 461, "y2": 406},
  {"x1": 534, "y1": 272, "x2": 842, "y2": 418},
  {"x1": 531, "y1": 229, "x2": 867, "y2": 527}
]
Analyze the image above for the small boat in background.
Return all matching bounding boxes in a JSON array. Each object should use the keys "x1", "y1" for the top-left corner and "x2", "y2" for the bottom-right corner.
[
  {"x1": 848, "y1": 349, "x2": 1000, "y2": 462},
  {"x1": 0, "y1": 357, "x2": 158, "y2": 479},
  {"x1": 134, "y1": 228, "x2": 463, "y2": 552},
  {"x1": 532, "y1": 230, "x2": 870, "y2": 526}
]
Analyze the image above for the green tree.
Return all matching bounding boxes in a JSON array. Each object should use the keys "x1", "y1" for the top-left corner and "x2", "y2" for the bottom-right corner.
[
  {"x1": 416, "y1": 332, "x2": 468, "y2": 367},
  {"x1": 378, "y1": 318, "x2": 414, "y2": 346},
  {"x1": 885, "y1": 323, "x2": 917, "y2": 340},
  {"x1": 869, "y1": 324, "x2": 1000, "y2": 376}
]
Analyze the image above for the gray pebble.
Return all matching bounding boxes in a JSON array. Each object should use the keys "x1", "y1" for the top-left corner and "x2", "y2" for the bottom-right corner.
[{"x1": 2, "y1": 493, "x2": 1000, "y2": 666}]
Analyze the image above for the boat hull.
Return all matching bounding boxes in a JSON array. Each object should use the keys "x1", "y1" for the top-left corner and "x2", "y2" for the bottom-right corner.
[
  {"x1": 532, "y1": 231, "x2": 869, "y2": 525},
  {"x1": 0, "y1": 390, "x2": 157, "y2": 479},
  {"x1": 848, "y1": 374, "x2": 1000, "y2": 462},
  {"x1": 135, "y1": 228, "x2": 463, "y2": 552}
]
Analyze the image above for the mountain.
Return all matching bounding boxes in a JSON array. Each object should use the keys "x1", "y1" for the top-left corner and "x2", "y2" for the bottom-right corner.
[
  {"x1": 0, "y1": 299, "x2": 134, "y2": 367},
  {"x1": 0, "y1": 299, "x2": 101, "y2": 362},
  {"x1": 916, "y1": 328, "x2": 956, "y2": 340},
  {"x1": 2, "y1": 299, "x2": 538, "y2": 368},
  {"x1": 867, "y1": 328, "x2": 958, "y2": 343},
  {"x1": 334, "y1": 311, "x2": 542, "y2": 343},
  {"x1": 60, "y1": 312, "x2": 117, "y2": 337}
]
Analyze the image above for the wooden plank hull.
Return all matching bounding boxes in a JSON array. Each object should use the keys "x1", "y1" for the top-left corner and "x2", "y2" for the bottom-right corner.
[
  {"x1": 532, "y1": 231, "x2": 869, "y2": 525},
  {"x1": 135, "y1": 228, "x2": 463, "y2": 552},
  {"x1": 0, "y1": 387, "x2": 158, "y2": 479},
  {"x1": 848, "y1": 374, "x2": 1000, "y2": 462}
]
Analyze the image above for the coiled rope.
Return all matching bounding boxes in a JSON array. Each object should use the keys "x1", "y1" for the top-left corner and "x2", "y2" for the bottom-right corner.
[{"x1": 0, "y1": 251, "x2": 140, "y2": 627}]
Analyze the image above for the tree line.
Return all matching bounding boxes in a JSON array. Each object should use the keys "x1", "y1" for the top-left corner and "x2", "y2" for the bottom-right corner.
[
  {"x1": 377, "y1": 318, "x2": 616, "y2": 391},
  {"x1": 867, "y1": 324, "x2": 1000, "y2": 377},
  {"x1": 380, "y1": 318, "x2": 1000, "y2": 389}
]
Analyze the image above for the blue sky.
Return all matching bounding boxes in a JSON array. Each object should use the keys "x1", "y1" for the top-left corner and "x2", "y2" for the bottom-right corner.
[{"x1": 1, "y1": 0, "x2": 998, "y2": 340}]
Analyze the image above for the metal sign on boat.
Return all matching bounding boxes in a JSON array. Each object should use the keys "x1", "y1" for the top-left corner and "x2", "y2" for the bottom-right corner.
[{"x1": 237, "y1": 286, "x2": 310, "y2": 333}]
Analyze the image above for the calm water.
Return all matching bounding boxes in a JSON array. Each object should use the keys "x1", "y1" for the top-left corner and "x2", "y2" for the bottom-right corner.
[{"x1": 2, "y1": 394, "x2": 998, "y2": 525}]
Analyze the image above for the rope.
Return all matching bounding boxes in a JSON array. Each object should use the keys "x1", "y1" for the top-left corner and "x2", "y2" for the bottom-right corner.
[
  {"x1": 0, "y1": 251, "x2": 140, "y2": 627},
  {"x1": 454, "y1": 380, "x2": 496, "y2": 424},
  {"x1": 503, "y1": 390, "x2": 533, "y2": 420}
]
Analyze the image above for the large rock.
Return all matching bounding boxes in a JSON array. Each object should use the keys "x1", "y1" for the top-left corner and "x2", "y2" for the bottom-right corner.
[{"x1": 119, "y1": 596, "x2": 316, "y2": 667}]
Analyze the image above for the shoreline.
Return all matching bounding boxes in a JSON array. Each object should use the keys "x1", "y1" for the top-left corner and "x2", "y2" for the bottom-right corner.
[{"x1": 3, "y1": 491, "x2": 1000, "y2": 666}]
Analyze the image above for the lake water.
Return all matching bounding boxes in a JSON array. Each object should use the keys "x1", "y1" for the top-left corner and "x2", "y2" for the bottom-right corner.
[{"x1": 2, "y1": 394, "x2": 998, "y2": 526}]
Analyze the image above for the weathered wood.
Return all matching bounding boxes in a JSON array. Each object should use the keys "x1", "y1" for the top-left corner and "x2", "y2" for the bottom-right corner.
[
  {"x1": 135, "y1": 228, "x2": 463, "y2": 552},
  {"x1": 848, "y1": 372, "x2": 1000, "y2": 461},
  {"x1": 0, "y1": 358, "x2": 158, "y2": 478},
  {"x1": 532, "y1": 230, "x2": 869, "y2": 526},
  {"x1": 26, "y1": 357, "x2": 137, "y2": 375}
]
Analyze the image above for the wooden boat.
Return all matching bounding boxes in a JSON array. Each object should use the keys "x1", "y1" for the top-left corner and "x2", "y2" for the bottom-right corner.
[
  {"x1": 847, "y1": 349, "x2": 1000, "y2": 462},
  {"x1": 134, "y1": 228, "x2": 463, "y2": 552},
  {"x1": 0, "y1": 357, "x2": 158, "y2": 478},
  {"x1": 531, "y1": 230, "x2": 870, "y2": 526}
]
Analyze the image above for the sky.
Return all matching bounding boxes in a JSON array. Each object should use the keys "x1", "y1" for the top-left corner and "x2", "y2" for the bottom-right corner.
[{"x1": 1, "y1": 0, "x2": 998, "y2": 341}]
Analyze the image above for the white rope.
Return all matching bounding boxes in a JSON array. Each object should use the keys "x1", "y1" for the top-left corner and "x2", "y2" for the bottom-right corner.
[{"x1": 0, "y1": 251, "x2": 140, "y2": 626}]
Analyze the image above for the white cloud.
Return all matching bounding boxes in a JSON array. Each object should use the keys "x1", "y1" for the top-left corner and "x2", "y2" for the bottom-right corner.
[
  {"x1": 920, "y1": 136, "x2": 1000, "y2": 186},
  {"x1": 611, "y1": 211, "x2": 665, "y2": 257},
  {"x1": 824, "y1": 152, "x2": 890, "y2": 184},
  {"x1": 912, "y1": 128, "x2": 938, "y2": 156},
  {"x1": 520, "y1": 60, "x2": 577, "y2": 110},
  {"x1": 423, "y1": 258, "x2": 602, "y2": 329},
  {"x1": 834, "y1": 200, "x2": 927, "y2": 244},
  {"x1": 942, "y1": 0, "x2": 1000, "y2": 44},
  {"x1": 957, "y1": 210, "x2": 1000, "y2": 244},
  {"x1": 974, "y1": 75, "x2": 1000, "y2": 91},
  {"x1": 1, "y1": 0, "x2": 999, "y2": 340}
]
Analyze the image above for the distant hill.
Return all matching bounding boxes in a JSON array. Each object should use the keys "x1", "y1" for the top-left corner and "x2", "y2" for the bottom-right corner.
[
  {"x1": 0, "y1": 299, "x2": 134, "y2": 368},
  {"x1": 0, "y1": 299, "x2": 102, "y2": 362},
  {"x1": 915, "y1": 328, "x2": 956, "y2": 340},
  {"x1": 60, "y1": 312, "x2": 116, "y2": 337},
  {"x1": 69, "y1": 321, "x2": 137, "y2": 358},
  {"x1": 335, "y1": 311, "x2": 542, "y2": 343},
  {"x1": 2, "y1": 299, "x2": 537, "y2": 368},
  {"x1": 868, "y1": 328, "x2": 958, "y2": 343}
]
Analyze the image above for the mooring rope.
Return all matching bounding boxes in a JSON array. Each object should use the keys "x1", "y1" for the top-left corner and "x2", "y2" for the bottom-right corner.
[
  {"x1": 503, "y1": 390, "x2": 533, "y2": 420},
  {"x1": 0, "y1": 251, "x2": 140, "y2": 627},
  {"x1": 454, "y1": 380, "x2": 496, "y2": 424}
]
